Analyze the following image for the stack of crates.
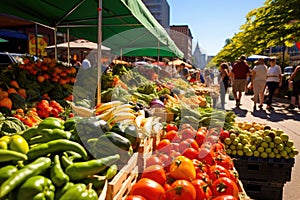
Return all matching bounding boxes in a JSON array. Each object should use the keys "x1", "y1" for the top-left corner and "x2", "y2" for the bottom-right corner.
[{"x1": 233, "y1": 156, "x2": 295, "y2": 200}]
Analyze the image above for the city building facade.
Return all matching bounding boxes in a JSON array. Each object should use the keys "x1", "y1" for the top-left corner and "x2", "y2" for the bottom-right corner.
[
  {"x1": 142, "y1": 0, "x2": 170, "y2": 31},
  {"x1": 169, "y1": 25, "x2": 193, "y2": 63},
  {"x1": 193, "y1": 41, "x2": 207, "y2": 69}
]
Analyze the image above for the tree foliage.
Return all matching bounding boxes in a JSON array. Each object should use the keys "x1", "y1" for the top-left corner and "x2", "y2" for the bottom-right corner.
[{"x1": 210, "y1": 0, "x2": 300, "y2": 67}]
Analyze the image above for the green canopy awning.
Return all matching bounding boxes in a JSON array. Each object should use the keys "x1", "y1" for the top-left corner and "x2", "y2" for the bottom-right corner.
[
  {"x1": 0, "y1": 0, "x2": 183, "y2": 58},
  {"x1": 0, "y1": 37, "x2": 8, "y2": 43}
]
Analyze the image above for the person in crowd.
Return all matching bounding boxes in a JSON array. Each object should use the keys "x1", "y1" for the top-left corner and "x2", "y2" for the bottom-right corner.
[
  {"x1": 286, "y1": 65, "x2": 300, "y2": 109},
  {"x1": 177, "y1": 63, "x2": 190, "y2": 80},
  {"x1": 231, "y1": 55, "x2": 251, "y2": 107},
  {"x1": 250, "y1": 58, "x2": 268, "y2": 111},
  {"x1": 81, "y1": 54, "x2": 91, "y2": 70},
  {"x1": 218, "y1": 62, "x2": 230, "y2": 110},
  {"x1": 265, "y1": 57, "x2": 282, "y2": 111},
  {"x1": 204, "y1": 68, "x2": 213, "y2": 86}
]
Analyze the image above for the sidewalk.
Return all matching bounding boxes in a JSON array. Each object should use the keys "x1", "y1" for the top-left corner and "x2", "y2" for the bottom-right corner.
[{"x1": 224, "y1": 92, "x2": 300, "y2": 200}]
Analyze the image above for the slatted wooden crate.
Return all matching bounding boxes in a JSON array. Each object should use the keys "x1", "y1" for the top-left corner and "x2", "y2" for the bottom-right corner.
[
  {"x1": 102, "y1": 153, "x2": 138, "y2": 200},
  {"x1": 137, "y1": 136, "x2": 153, "y2": 172}
]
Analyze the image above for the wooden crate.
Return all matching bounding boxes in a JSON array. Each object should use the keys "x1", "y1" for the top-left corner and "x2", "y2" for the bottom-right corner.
[
  {"x1": 137, "y1": 136, "x2": 153, "y2": 172},
  {"x1": 104, "y1": 153, "x2": 139, "y2": 200},
  {"x1": 238, "y1": 179, "x2": 252, "y2": 200},
  {"x1": 151, "y1": 108, "x2": 174, "y2": 123}
]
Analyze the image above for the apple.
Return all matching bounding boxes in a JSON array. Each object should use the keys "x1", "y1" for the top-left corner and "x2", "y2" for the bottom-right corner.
[
  {"x1": 261, "y1": 152, "x2": 268, "y2": 158},
  {"x1": 257, "y1": 146, "x2": 264, "y2": 153},
  {"x1": 273, "y1": 136, "x2": 282, "y2": 144},
  {"x1": 286, "y1": 140, "x2": 294, "y2": 147},
  {"x1": 253, "y1": 151, "x2": 260, "y2": 157},
  {"x1": 280, "y1": 133, "x2": 289, "y2": 142}
]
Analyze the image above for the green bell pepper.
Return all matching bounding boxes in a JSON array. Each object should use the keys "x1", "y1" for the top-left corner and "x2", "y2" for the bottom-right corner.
[
  {"x1": 17, "y1": 175, "x2": 55, "y2": 200},
  {"x1": 50, "y1": 155, "x2": 69, "y2": 187},
  {"x1": 37, "y1": 117, "x2": 64, "y2": 131},
  {"x1": 60, "y1": 183, "x2": 98, "y2": 200},
  {"x1": 55, "y1": 182, "x2": 74, "y2": 200}
]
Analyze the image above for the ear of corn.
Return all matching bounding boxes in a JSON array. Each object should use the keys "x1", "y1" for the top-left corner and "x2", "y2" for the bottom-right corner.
[{"x1": 95, "y1": 100, "x2": 124, "y2": 113}]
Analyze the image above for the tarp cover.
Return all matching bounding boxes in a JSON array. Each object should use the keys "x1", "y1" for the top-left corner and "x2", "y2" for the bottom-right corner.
[{"x1": 0, "y1": 0, "x2": 183, "y2": 58}]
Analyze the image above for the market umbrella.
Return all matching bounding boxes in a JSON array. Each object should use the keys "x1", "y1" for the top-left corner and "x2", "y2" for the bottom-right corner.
[
  {"x1": 247, "y1": 55, "x2": 270, "y2": 61},
  {"x1": 46, "y1": 39, "x2": 110, "y2": 51},
  {"x1": 168, "y1": 59, "x2": 192, "y2": 68},
  {"x1": 0, "y1": 37, "x2": 8, "y2": 42}
]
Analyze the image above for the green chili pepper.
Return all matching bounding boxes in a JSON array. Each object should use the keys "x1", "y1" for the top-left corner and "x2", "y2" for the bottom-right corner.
[
  {"x1": 50, "y1": 155, "x2": 70, "y2": 187},
  {"x1": 17, "y1": 175, "x2": 55, "y2": 200},
  {"x1": 60, "y1": 183, "x2": 98, "y2": 200},
  {"x1": 105, "y1": 164, "x2": 118, "y2": 180},
  {"x1": 60, "y1": 154, "x2": 73, "y2": 169},
  {"x1": 0, "y1": 149, "x2": 28, "y2": 162},
  {"x1": 27, "y1": 139, "x2": 88, "y2": 161},
  {"x1": 20, "y1": 127, "x2": 39, "y2": 141},
  {"x1": 37, "y1": 117, "x2": 64, "y2": 131},
  {"x1": 81, "y1": 176, "x2": 106, "y2": 192},
  {"x1": 0, "y1": 165, "x2": 18, "y2": 184},
  {"x1": 65, "y1": 154, "x2": 120, "y2": 180},
  {"x1": 0, "y1": 157, "x2": 51, "y2": 198},
  {"x1": 29, "y1": 129, "x2": 72, "y2": 145}
]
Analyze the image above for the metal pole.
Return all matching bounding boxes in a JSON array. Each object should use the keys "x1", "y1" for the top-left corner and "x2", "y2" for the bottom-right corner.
[
  {"x1": 35, "y1": 23, "x2": 38, "y2": 57},
  {"x1": 97, "y1": 0, "x2": 103, "y2": 104},
  {"x1": 67, "y1": 27, "x2": 70, "y2": 65},
  {"x1": 54, "y1": 28, "x2": 57, "y2": 60}
]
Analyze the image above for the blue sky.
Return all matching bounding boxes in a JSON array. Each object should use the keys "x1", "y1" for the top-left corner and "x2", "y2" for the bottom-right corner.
[{"x1": 169, "y1": 0, "x2": 265, "y2": 56}]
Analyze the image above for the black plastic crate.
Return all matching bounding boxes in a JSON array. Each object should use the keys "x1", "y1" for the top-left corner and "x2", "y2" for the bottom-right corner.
[
  {"x1": 232, "y1": 156, "x2": 295, "y2": 182},
  {"x1": 241, "y1": 180, "x2": 284, "y2": 200}
]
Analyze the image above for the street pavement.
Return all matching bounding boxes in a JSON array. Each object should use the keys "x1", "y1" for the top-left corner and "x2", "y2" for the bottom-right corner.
[{"x1": 223, "y1": 91, "x2": 300, "y2": 200}]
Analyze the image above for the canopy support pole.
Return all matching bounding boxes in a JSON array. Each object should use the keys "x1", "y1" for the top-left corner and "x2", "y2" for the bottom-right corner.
[
  {"x1": 34, "y1": 23, "x2": 38, "y2": 57},
  {"x1": 97, "y1": 0, "x2": 103, "y2": 105},
  {"x1": 54, "y1": 28, "x2": 57, "y2": 60},
  {"x1": 67, "y1": 27, "x2": 70, "y2": 65},
  {"x1": 120, "y1": 48, "x2": 123, "y2": 61}
]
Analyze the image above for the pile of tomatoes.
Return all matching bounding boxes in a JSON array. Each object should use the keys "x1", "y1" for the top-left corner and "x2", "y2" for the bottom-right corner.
[
  {"x1": 126, "y1": 123, "x2": 241, "y2": 200},
  {"x1": 35, "y1": 100, "x2": 65, "y2": 119},
  {"x1": 13, "y1": 108, "x2": 42, "y2": 127}
]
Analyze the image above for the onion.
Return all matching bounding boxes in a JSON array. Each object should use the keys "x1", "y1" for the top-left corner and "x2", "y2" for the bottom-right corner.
[{"x1": 150, "y1": 99, "x2": 165, "y2": 108}]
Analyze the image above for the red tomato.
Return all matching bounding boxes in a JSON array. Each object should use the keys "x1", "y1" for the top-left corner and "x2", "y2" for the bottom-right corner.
[
  {"x1": 211, "y1": 177, "x2": 239, "y2": 199},
  {"x1": 157, "y1": 139, "x2": 172, "y2": 154},
  {"x1": 130, "y1": 178, "x2": 166, "y2": 200},
  {"x1": 170, "y1": 143, "x2": 179, "y2": 152},
  {"x1": 215, "y1": 154, "x2": 234, "y2": 170},
  {"x1": 182, "y1": 147, "x2": 198, "y2": 160},
  {"x1": 166, "y1": 123, "x2": 178, "y2": 132},
  {"x1": 141, "y1": 165, "x2": 167, "y2": 186},
  {"x1": 198, "y1": 147, "x2": 215, "y2": 166},
  {"x1": 163, "y1": 183, "x2": 171, "y2": 191},
  {"x1": 185, "y1": 138, "x2": 199, "y2": 150},
  {"x1": 125, "y1": 195, "x2": 147, "y2": 200},
  {"x1": 166, "y1": 179, "x2": 197, "y2": 200},
  {"x1": 179, "y1": 140, "x2": 191, "y2": 153},
  {"x1": 192, "y1": 159, "x2": 208, "y2": 173},
  {"x1": 195, "y1": 131, "x2": 206, "y2": 146},
  {"x1": 207, "y1": 165, "x2": 231, "y2": 182},
  {"x1": 164, "y1": 130, "x2": 178, "y2": 141},
  {"x1": 191, "y1": 179, "x2": 212, "y2": 200},
  {"x1": 180, "y1": 128, "x2": 197, "y2": 140},
  {"x1": 211, "y1": 195, "x2": 238, "y2": 200},
  {"x1": 196, "y1": 172, "x2": 210, "y2": 183},
  {"x1": 212, "y1": 142, "x2": 225, "y2": 153},
  {"x1": 159, "y1": 153, "x2": 172, "y2": 170},
  {"x1": 220, "y1": 130, "x2": 230, "y2": 142},
  {"x1": 146, "y1": 156, "x2": 163, "y2": 168}
]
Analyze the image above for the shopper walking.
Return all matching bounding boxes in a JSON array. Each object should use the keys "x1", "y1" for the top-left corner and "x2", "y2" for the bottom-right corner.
[
  {"x1": 231, "y1": 55, "x2": 251, "y2": 107},
  {"x1": 266, "y1": 57, "x2": 282, "y2": 111},
  {"x1": 286, "y1": 65, "x2": 300, "y2": 109},
  {"x1": 250, "y1": 58, "x2": 268, "y2": 111},
  {"x1": 219, "y1": 62, "x2": 230, "y2": 109}
]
